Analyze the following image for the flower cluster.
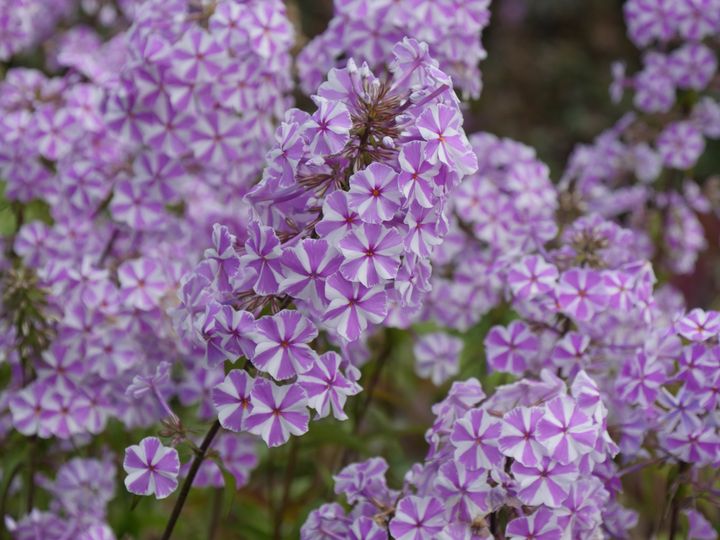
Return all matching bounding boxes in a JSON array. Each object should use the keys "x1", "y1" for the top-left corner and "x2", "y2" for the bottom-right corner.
[
  {"x1": 0, "y1": 0, "x2": 75, "y2": 61},
  {"x1": 304, "y1": 128, "x2": 720, "y2": 537},
  {"x1": 177, "y1": 38, "x2": 478, "y2": 451},
  {"x1": 0, "y1": 0, "x2": 295, "y2": 530},
  {"x1": 574, "y1": 0, "x2": 720, "y2": 275},
  {"x1": 6, "y1": 456, "x2": 116, "y2": 538},
  {"x1": 1, "y1": 1, "x2": 719, "y2": 539},
  {"x1": 304, "y1": 370, "x2": 619, "y2": 539},
  {"x1": 297, "y1": 0, "x2": 492, "y2": 98}
]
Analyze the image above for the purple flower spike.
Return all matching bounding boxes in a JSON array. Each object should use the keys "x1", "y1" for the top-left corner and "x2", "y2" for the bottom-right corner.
[
  {"x1": 212, "y1": 370, "x2": 254, "y2": 433},
  {"x1": 123, "y1": 437, "x2": 180, "y2": 499},
  {"x1": 537, "y1": 395, "x2": 598, "y2": 464},
  {"x1": 250, "y1": 310, "x2": 318, "y2": 380},
  {"x1": 676, "y1": 308, "x2": 720, "y2": 342},
  {"x1": 484, "y1": 321, "x2": 538, "y2": 375},
  {"x1": 339, "y1": 223, "x2": 403, "y2": 287},
  {"x1": 348, "y1": 162, "x2": 401, "y2": 223},
  {"x1": 389, "y1": 495, "x2": 446, "y2": 540},
  {"x1": 506, "y1": 507, "x2": 563, "y2": 540},
  {"x1": 298, "y1": 351, "x2": 361, "y2": 420},
  {"x1": 323, "y1": 274, "x2": 387, "y2": 342},
  {"x1": 511, "y1": 456, "x2": 579, "y2": 508},
  {"x1": 451, "y1": 408, "x2": 504, "y2": 471},
  {"x1": 245, "y1": 379, "x2": 309, "y2": 447}
]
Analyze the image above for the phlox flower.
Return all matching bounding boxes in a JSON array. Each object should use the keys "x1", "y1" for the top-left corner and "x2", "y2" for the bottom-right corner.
[
  {"x1": 505, "y1": 507, "x2": 563, "y2": 540},
  {"x1": 537, "y1": 395, "x2": 598, "y2": 464},
  {"x1": 250, "y1": 310, "x2": 318, "y2": 380},
  {"x1": 506, "y1": 255, "x2": 558, "y2": 300},
  {"x1": 616, "y1": 350, "x2": 666, "y2": 407},
  {"x1": 334, "y1": 457, "x2": 390, "y2": 505},
  {"x1": 245, "y1": 379, "x2": 309, "y2": 447},
  {"x1": 279, "y1": 238, "x2": 342, "y2": 308},
  {"x1": 434, "y1": 461, "x2": 491, "y2": 522},
  {"x1": 675, "y1": 308, "x2": 720, "y2": 342},
  {"x1": 389, "y1": 495, "x2": 446, "y2": 540},
  {"x1": 304, "y1": 97, "x2": 352, "y2": 155},
  {"x1": 413, "y1": 332, "x2": 463, "y2": 386},
  {"x1": 484, "y1": 321, "x2": 538, "y2": 375},
  {"x1": 450, "y1": 408, "x2": 503, "y2": 470},
  {"x1": 416, "y1": 103, "x2": 477, "y2": 174},
  {"x1": 350, "y1": 517, "x2": 387, "y2": 540},
  {"x1": 239, "y1": 222, "x2": 284, "y2": 296},
  {"x1": 323, "y1": 274, "x2": 387, "y2": 342},
  {"x1": 348, "y1": 162, "x2": 402, "y2": 223},
  {"x1": 656, "y1": 121, "x2": 705, "y2": 170},
  {"x1": 298, "y1": 351, "x2": 361, "y2": 420},
  {"x1": 397, "y1": 140, "x2": 438, "y2": 208},
  {"x1": 659, "y1": 423, "x2": 720, "y2": 465},
  {"x1": 212, "y1": 370, "x2": 254, "y2": 432},
  {"x1": 339, "y1": 222, "x2": 403, "y2": 287},
  {"x1": 123, "y1": 437, "x2": 180, "y2": 499},
  {"x1": 556, "y1": 268, "x2": 607, "y2": 322},
  {"x1": 511, "y1": 456, "x2": 579, "y2": 508},
  {"x1": 118, "y1": 258, "x2": 167, "y2": 311},
  {"x1": 316, "y1": 191, "x2": 361, "y2": 243},
  {"x1": 683, "y1": 509, "x2": 717, "y2": 540},
  {"x1": 499, "y1": 406, "x2": 546, "y2": 467}
]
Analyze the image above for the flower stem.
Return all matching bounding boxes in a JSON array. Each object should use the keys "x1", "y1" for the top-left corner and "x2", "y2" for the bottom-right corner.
[
  {"x1": 274, "y1": 438, "x2": 299, "y2": 540},
  {"x1": 207, "y1": 487, "x2": 223, "y2": 540},
  {"x1": 335, "y1": 329, "x2": 394, "y2": 470},
  {"x1": 666, "y1": 461, "x2": 689, "y2": 540},
  {"x1": 25, "y1": 436, "x2": 36, "y2": 512},
  {"x1": 161, "y1": 420, "x2": 221, "y2": 540}
]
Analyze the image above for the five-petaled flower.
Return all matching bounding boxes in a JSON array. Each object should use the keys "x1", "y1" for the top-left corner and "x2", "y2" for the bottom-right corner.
[{"x1": 123, "y1": 437, "x2": 181, "y2": 499}]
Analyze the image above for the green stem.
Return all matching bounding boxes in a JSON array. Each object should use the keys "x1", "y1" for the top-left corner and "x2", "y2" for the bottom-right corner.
[
  {"x1": 0, "y1": 460, "x2": 23, "y2": 540},
  {"x1": 666, "y1": 462, "x2": 689, "y2": 539},
  {"x1": 25, "y1": 436, "x2": 36, "y2": 513},
  {"x1": 160, "y1": 420, "x2": 221, "y2": 540},
  {"x1": 273, "y1": 438, "x2": 299, "y2": 540},
  {"x1": 207, "y1": 487, "x2": 223, "y2": 540}
]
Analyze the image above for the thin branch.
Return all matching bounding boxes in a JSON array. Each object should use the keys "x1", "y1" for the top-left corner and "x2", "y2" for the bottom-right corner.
[{"x1": 161, "y1": 420, "x2": 221, "y2": 540}]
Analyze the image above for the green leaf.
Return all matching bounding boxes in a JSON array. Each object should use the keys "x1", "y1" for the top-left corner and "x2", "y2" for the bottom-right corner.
[
  {"x1": 0, "y1": 453, "x2": 25, "y2": 514},
  {"x1": 209, "y1": 455, "x2": 237, "y2": 518}
]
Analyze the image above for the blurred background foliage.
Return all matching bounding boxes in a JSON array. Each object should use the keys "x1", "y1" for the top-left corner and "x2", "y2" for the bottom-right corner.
[{"x1": 1, "y1": 0, "x2": 719, "y2": 538}]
